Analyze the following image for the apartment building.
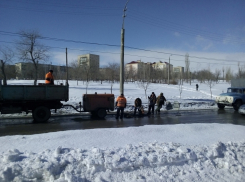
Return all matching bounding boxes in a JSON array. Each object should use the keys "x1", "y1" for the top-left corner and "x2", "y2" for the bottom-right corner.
[
  {"x1": 126, "y1": 60, "x2": 173, "y2": 73},
  {"x1": 15, "y1": 62, "x2": 66, "y2": 80},
  {"x1": 78, "y1": 54, "x2": 99, "y2": 70},
  {"x1": 173, "y1": 66, "x2": 185, "y2": 75},
  {"x1": 152, "y1": 61, "x2": 173, "y2": 72},
  {"x1": 125, "y1": 60, "x2": 144, "y2": 74}
]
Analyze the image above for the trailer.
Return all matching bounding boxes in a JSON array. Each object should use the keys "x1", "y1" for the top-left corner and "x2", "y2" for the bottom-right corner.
[
  {"x1": 82, "y1": 93, "x2": 115, "y2": 118},
  {"x1": 0, "y1": 80, "x2": 115, "y2": 122}
]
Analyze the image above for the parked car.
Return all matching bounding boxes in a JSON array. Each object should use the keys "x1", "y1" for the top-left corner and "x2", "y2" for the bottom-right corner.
[{"x1": 215, "y1": 87, "x2": 245, "y2": 111}]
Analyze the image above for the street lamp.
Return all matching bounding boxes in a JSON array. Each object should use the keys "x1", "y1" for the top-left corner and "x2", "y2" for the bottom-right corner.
[
  {"x1": 120, "y1": 0, "x2": 130, "y2": 95},
  {"x1": 168, "y1": 55, "x2": 172, "y2": 85}
]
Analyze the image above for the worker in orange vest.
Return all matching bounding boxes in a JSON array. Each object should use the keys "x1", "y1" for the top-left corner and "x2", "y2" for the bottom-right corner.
[
  {"x1": 115, "y1": 93, "x2": 127, "y2": 119},
  {"x1": 45, "y1": 70, "x2": 54, "y2": 85}
]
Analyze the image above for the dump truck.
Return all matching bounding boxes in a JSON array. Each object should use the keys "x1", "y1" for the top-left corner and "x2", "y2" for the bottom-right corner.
[{"x1": 0, "y1": 80, "x2": 114, "y2": 122}]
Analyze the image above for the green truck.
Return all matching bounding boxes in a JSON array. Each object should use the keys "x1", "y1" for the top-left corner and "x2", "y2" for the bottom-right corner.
[{"x1": 0, "y1": 82, "x2": 69, "y2": 122}]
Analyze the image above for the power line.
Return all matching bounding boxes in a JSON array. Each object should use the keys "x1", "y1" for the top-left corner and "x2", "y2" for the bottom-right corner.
[
  {"x1": 0, "y1": 40, "x2": 241, "y2": 67},
  {"x1": 0, "y1": 30, "x2": 243, "y2": 63}
]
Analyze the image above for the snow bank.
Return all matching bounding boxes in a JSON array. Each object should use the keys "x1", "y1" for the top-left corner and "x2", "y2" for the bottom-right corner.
[
  {"x1": 0, "y1": 124, "x2": 245, "y2": 181},
  {"x1": 0, "y1": 141, "x2": 244, "y2": 182}
]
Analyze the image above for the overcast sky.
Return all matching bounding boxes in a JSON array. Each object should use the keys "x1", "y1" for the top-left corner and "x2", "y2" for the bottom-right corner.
[{"x1": 0, "y1": 0, "x2": 245, "y2": 72}]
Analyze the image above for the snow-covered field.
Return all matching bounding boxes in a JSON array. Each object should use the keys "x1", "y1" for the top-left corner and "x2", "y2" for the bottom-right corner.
[{"x1": 1, "y1": 80, "x2": 245, "y2": 182}]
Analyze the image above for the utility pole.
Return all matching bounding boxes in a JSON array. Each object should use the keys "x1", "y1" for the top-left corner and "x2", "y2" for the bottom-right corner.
[
  {"x1": 168, "y1": 55, "x2": 172, "y2": 85},
  {"x1": 120, "y1": 0, "x2": 130, "y2": 95},
  {"x1": 190, "y1": 72, "x2": 191, "y2": 85},
  {"x1": 66, "y1": 48, "x2": 69, "y2": 86}
]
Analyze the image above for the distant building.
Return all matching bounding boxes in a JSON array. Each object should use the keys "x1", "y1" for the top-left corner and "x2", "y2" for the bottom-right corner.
[
  {"x1": 173, "y1": 66, "x2": 184, "y2": 76},
  {"x1": 125, "y1": 60, "x2": 144, "y2": 74},
  {"x1": 152, "y1": 61, "x2": 173, "y2": 72},
  {"x1": 78, "y1": 54, "x2": 99, "y2": 70},
  {"x1": 126, "y1": 60, "x2": 173, "y2": 73},
  {"x1": 77, "y1": 54, "x2": 100, "y2": 80},
  {"x1": 15, "y1": 62, "x2": 66, "y2": 80}
]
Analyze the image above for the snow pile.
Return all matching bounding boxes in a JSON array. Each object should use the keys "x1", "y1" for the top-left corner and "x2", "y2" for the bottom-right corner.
[
  {"x1": 1, "y1": 123, "x2": 245, "y2": 182},
  {"x1": 0, "y1": 141, "x2": 245, "y2": 182}
]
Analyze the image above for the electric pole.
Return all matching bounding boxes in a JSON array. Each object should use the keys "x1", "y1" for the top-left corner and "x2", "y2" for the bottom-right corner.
[
  {"x1": 120, "y1": 0, "x2": 130, "y2": 95},
  {"x1": 168, "y1": 55, "x2": 172, "y2": 85}
]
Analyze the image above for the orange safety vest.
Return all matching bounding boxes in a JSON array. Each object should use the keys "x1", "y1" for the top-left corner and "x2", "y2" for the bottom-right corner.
[
  {"x1": 45, "y1": 72, "x2": 54, "y2": 84},
  {"x1": 116, "y1": 96, "x2": 127, "y2": 107}
]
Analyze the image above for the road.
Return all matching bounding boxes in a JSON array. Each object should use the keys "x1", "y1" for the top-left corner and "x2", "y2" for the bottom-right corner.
[{"x1": 0, "y1": 108, "x2": 244, "y2": 136}]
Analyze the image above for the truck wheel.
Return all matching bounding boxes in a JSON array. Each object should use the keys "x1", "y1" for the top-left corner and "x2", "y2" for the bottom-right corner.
[
  {"x1": 32, "y1": 106, "x2": 51, "y2": 122},
  {"x1": 233, "y1": 100, "x2": 242, "y2": 111},
  {"x1": 217, "y1": 103, "x2": 225, "y2": 109},
  {"x1": 97, "y1": 108, "x2": 107, "y2": 118}
]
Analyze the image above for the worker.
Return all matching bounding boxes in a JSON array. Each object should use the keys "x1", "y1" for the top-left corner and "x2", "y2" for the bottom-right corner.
[
  {"x1": 134, "y1": 98, "x2": 143, "y2": 116},
  {"x1": 115, "y1": 93, "x2": 127, "y2": 119},
  {"x1": 155, "y1": 93, "x2": 167, "y2": 113},
  {"x1": 147, "y1": 92, "x2": 156, "y2": 115},
  {"x1": 45, "y1": 70, "x2": 54, "y2": 85}
]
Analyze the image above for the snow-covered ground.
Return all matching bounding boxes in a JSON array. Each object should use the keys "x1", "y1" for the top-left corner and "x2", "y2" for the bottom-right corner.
[{"x1": 1, "y1": 80, "x2": 245, "y2": 182}]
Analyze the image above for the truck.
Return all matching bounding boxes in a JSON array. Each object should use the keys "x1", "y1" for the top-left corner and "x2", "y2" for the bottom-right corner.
[
  {"x1": 0, "y1": 80, "x2": 115, "y2": 122},
  {"x1": 215, "y1": 87, "x2": 245, "y2": 111}
]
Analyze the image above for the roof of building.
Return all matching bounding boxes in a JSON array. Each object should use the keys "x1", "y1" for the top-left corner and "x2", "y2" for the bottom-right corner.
[{"x1": 126, "y1": 61, "x2": 141, "y2": 64}]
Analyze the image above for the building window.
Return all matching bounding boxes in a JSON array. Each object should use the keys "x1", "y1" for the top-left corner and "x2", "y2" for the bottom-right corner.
[
  {"x1": 80, "y1": 57, "x2": 87, "y2": 63},
  {"x1": 174, "y1": 68, "x2": 180, "y2": 72}
]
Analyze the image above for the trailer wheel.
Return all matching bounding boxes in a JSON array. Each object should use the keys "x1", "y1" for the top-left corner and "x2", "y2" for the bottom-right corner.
[
  {"x1": 32, "y1": 106, "x2": 51, "y2": 122},
  {"x1": 97, "y1": 108, "x2": 107, "y2": 118}
]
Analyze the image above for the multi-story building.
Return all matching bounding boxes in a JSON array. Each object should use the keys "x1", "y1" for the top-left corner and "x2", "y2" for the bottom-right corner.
[
  {"x1": 173, "y1": 66, "x2": 185, "y2": 76},
  {"x1": 152, "y1": 61, "x2": 173, "y2": 72},
  {"x1": 77, "y1": 54, "x2": 100, "y2": 80},
  {"x1": 126, "y1": 60, "x2": 173, "y2": 75},
  {"x1": 125, "y1": 60, "x2": 144, "y2": 74},
  {"x1": 15, "y1": 62, "x2": 66, "y2": 80},
  {"x1": 78, "y1": 54, "x2": 99, "y2": 70}
]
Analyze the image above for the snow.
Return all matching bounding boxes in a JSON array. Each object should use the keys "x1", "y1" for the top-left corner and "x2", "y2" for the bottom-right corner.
[{"x1": 1, "y1": 80, "x2": 245, "y2": 182}]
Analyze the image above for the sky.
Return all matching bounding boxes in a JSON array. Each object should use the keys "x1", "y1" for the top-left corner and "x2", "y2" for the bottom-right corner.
[
  {"x1": 0, "y1": 80, "x2": 245, "y2": 181},
  {"x1": 0, "y1": 0, "x2": 245, "y2": 72}
]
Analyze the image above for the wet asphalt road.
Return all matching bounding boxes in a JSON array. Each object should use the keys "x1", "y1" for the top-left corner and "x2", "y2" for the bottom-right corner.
[{"x1": 0, "y1": 108, "x2": 244, "y2": 136}]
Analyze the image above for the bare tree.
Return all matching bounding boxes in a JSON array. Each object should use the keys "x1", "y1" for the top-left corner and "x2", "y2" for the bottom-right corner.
[
  {"x1": 225, "y1": 67, "x2": 233, "y2": 82},
  {"x1": 237, "y1": 62, "x2": 242, "y2": 79},
  {"x1": 16, "y1": 30, "x2": 49, "y2": 85},
  {"x1": 105, "y1": 63, "x2": 119, "y2": 94},
  {"x1": 205, "y1": 65, "x2": 216, "y2": 99},
  {"x1": 137, "y1": 64, "x2": 151, "y2": 98},
  {"x1": 69, "y1": 60, "x2": 81, "y2": 85},
  {"x1": 178, "y1": 74, "x2": 184, "y2": 99},
  {"x1": 0, "y1": 46, "x2": 15, "y2": 85},
  {"x1": 82, "y1": 63, "x2": 91, "y2": 94},
  {"x1": 98, "y1": 68, "x2": 105, "y2": 84},
  {"x1": 137, "y1": 81, "x2": 150, "y2": 99},
  {"x1": 222, "y1": 66, "x2": 225, "y2": 82},
  {"x1": 214, "y1": 69, "x2": 221, "y2": 83}
]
